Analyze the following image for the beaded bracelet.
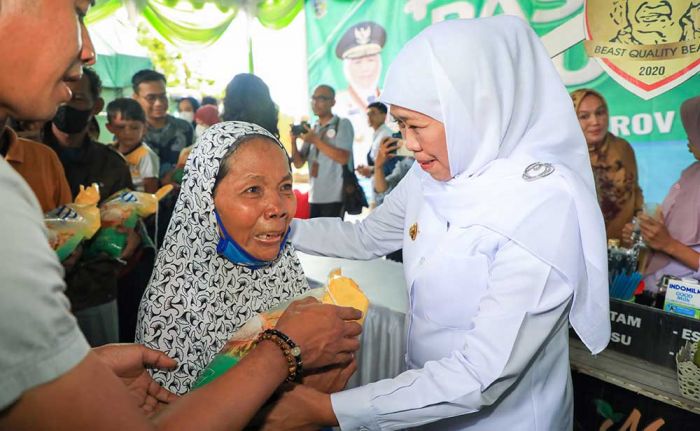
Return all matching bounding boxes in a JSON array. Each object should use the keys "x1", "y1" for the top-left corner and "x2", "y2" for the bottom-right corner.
[{"x1": 256, "y1": 329, "x2": 303, "y2": 383}]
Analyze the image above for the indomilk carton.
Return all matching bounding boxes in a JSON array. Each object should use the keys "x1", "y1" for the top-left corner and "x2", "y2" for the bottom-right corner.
[{"x1": 663, "y1": 277, "x2": 700, "y2": 320}]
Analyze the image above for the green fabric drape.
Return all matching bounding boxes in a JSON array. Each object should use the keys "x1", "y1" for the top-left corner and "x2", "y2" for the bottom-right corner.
[
  {"x1": 142, "y1": 0, "x2": 238, "y2": 46},
  {"x1": 87, "y1": 0, "x2": 302, "y2": 73},
  {"x1": 86, "y1": 0, "x2": 123, "y2": 25},
  {"x1": 257, "y1": 0, "x2": 303, "y2": 30},
  {"x1": 87, "y1": 0, "x2": 303, "y2": 36}
]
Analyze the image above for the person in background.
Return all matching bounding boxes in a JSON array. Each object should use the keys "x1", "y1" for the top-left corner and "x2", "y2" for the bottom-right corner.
[
  {"x1": 202, "y1": 95, "x2": 218, "y2": 107},
  {"x1": 105, "y1": 97, "x2": 161, "y2": 342},
  {"x1": 1, "y1": 124, "x2": 72, "y2": 212},
  {"x1": 131, "y1": 69, "x2": 193, "y2": 178},
  {"x1": 177, "y1": 96, "x2": 199, "y2": 128},
  {"x1": 371, "y1": 137, "x2": 414, "y2": 263},
  {"x1": 0, "y1": 3, "x2": 362, "y2": 430},
  {"x1": 290, "y1": 85, "x2": 354, "y2": 219},
  {"x1": 194, "y1": 104, "x2": 220, "y2": 140},
  {"x1": 107, "y1": 98, "x2": 159, "y2": 194},
  {"x1": 131, "y1": 69, "x2": 191, "y2": 246},
  {"x1": 355, "y1": 101, "x2": 395, "y2": 205},
  {"x1": 42, "y1": 68, "x2": 133, "y2": 203},
  {"x1": 174, "y1": 104, "x2": 221, "y2": 173},
  {"x1": 623, "y1": 96, "x2": 700, "y2": 293},
  {"x1": 42, "y1": 68, "x2": 136, "y2": 346},
  {"x1": 356, "y1": 102, "x2": 393, "y2": 172},
  {"x1": 222, "y1": 73, "x2": 280, "y2": 138},
  {"x1": 365, "y1": 102, "x2": 393, "y2": 166},
  {"x1": 571, "y1": 88, "x2": 643, "y2": 241}
]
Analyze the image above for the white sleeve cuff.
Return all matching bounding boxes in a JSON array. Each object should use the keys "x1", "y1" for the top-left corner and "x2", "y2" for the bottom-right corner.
[{"x1": 331, "y1": 385, "x2": 381, "y2": 431}]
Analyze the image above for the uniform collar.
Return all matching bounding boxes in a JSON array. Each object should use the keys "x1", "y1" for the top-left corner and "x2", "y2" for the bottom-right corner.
[{"x1": 3, "y1": 127, "x2": 24, "y2": 164}]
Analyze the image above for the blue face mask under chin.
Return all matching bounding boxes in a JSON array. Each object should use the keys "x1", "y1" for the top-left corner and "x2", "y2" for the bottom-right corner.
[{"x1": 214, "y1": 209, "x2": 290, "y2": 269}]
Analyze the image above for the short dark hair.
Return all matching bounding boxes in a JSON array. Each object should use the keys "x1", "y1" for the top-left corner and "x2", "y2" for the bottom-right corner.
[
  {"x1": 132, "y1": 69, "x2": 167, "y2": 94},
  {"x1": 222, "y1": 73, "x2": 279, "y2": 138},
  {"x1": 315, "y1": 84, "x2": 336, "y2": 99},
  {"x1": 202, "y1": 96, "x2": 218, "y2": 106},
  {"x1": 178, "y1": 96, "x2": 200, "y2": 113},
  {"x1": 106, "y1": 98, "x2": 147, "y2": 124},
  {"x1": 83, "y1": 67, "x2": 103, "y2": 100},
  {"x1": 368, "y1": 102, "x2": 387, "y2": 114}
]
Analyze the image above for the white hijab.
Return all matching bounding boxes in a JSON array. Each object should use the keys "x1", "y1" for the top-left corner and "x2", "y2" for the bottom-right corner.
[
  {"x1": 380, "y1": 16, "x2": 610, "y2": 354},
  {"x1": 136, "y1": 122, "x2": 309, "y2": 394}
]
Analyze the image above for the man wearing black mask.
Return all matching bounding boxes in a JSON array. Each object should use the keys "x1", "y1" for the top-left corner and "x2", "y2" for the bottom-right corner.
[
  {"x1": 43, "y1": 68, "x2": 132, "y2": 202},
  {"x1": 43, "y1": 67, "x2": 135, "y2": 346}
]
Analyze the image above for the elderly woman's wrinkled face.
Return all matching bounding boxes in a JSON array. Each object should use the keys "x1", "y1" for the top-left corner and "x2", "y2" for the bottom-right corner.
[
  {"x1": 577, "y1": 95, "x2": 609, "y2": 147},
  {"x1": 391, "y1": 105, "x2": 450, "y2": 181},
  {"x1": 214, "y1": 137, "x2": 296, "y2": 261}
]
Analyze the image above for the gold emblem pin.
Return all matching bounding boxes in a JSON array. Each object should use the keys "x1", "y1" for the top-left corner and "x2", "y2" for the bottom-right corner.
[{"x1": 409, "y1": 223, "x2": 419, "y2": 241}]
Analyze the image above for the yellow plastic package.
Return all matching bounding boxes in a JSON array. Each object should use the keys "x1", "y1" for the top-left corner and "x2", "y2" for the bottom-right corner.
[
  {"x1": 86, "y1": 185, "x2": 173, "y2": 259},
  {"x1": 45, "y1": 184, "x2": 101, "y2": 261},
  {"x1": 192, "y1": 269, "x2": 369, "y2": 389}
]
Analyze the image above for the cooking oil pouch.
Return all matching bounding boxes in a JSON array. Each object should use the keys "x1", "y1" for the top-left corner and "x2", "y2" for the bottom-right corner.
[
  {"x1": 192, "y1": 269, "x2": 369, "y2": 389},
  {"x1": 45, "y1": 183, "x2": 101, "y2": 261}
]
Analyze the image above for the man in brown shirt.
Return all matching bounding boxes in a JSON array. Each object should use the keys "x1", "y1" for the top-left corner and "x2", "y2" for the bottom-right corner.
[{"x1": 1, "y1": 125, "x2": 71, "y2": 212}]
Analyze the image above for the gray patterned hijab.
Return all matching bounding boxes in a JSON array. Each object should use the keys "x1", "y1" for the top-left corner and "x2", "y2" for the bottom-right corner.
[{"x1": 136, "y1": 121, "x2": 308, "y2": 394}]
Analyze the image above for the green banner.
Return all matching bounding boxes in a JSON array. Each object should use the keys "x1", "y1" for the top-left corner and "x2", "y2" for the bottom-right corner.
[{"x1": 305, "y1": 0, "x2": 699, "y2": 203}]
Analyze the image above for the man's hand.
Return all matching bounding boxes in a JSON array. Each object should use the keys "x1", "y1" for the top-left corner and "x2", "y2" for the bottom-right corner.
[
  {"x1": 258, "y1": 385, "x2": 336, "y2": 431},
  {"x1": 639, "y1": 213, "x2": 674, "y2": 253},
  {"x1": 62, "y1": 243, "x2": 83, "y2": 273},
  {"x1": 356, "y1": 165, "x2": 373, "y2": 178},
  {"x1": 300, "y1": 124, "x2": 319, "y2": 145},
  {"x1": 275, "y1": 297, "x2": 362, "y2": 370},
  {"x1": 376, "y1": 137, "x2": 400, "y2": 168},
  {"x1": 118, "y1": 226, "x2": 142, "y2": 261},
  {"x1": 92, "y1": 344, "x2": 179, "y2": 416},
  {"x1": 621, "y1": 222, "x2": 634, "y2": 248},
  {"x1": 303, "y1": 359, "x2": 357, "y2": 394}
]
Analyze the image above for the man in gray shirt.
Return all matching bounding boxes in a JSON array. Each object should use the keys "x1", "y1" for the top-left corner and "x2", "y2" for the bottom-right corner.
[
  {"x1": 291, "y1": 85, "x2": 354, "y2": 218},
  {"x1": 0, "y1": 2, "x2": 362, "y2": 429}
]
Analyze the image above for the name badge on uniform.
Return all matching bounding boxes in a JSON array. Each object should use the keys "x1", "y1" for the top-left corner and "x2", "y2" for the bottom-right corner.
[{"x1": 310, "y1": 161, "x2": 319, "y2": 178}]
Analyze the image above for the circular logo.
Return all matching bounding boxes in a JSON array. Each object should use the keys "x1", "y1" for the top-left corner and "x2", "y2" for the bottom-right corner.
[
  {"x1": 326, "y1": 128, "x2": 336, "y2": 139},
  {"x1": 522, "y1": 162, "x2": 555, "y2": 181}
]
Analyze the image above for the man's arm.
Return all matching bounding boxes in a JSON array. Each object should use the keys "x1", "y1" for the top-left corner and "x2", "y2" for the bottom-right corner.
[
  {"x1": 290, "y1": 133, "x2": 307, "y2": 169},
  {"x1": 310, "y1": 137, "x2": 349, "y2": 165},
  {"x1": 302, "y1": 119, "x2": 352, "y2": 165}
]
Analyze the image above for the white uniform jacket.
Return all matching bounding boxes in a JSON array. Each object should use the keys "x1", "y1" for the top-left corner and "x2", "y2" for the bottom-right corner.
[{"x1": 291, "y1": 169, "x2": 575, "y2": 430}]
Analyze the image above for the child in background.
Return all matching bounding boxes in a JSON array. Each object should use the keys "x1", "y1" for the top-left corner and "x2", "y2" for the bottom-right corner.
[{"x1": 106, "y1": 98, "x2": 160, "y2": 194}]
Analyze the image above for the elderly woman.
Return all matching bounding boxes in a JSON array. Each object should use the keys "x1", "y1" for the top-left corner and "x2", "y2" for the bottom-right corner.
[
  {"x1": 623, "y1": 96, "x2": 700, "y2": 292},
  {"x1": 136, "y1": 122, "x2": 360, "y2": 395},
  {"x1": 269, "y1": 16, "x2": 610, "y2": 430},
  {"x1": 571, "y1": 88, "x2": 644, "y2": 240}
]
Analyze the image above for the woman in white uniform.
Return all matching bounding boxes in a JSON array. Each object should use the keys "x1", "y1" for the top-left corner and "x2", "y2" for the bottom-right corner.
[{"x1": 288, "y1": 16, "x2": 610, "y2": 430}]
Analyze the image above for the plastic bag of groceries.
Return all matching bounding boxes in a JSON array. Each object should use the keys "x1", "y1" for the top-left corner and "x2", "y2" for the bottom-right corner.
[
  {"x1": 86, "y1": 185, "x2": 173, "y2": 259},
  {"x1": 45, "y1": 183, "x2": 101, "y2": 261},
  {"x1": 192, "y1": 269, "x2": 369, "y2": 389}
]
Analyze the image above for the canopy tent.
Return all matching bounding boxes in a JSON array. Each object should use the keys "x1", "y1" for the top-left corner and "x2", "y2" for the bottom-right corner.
[
  {"x1": 91, "y1": 12, "x2": 152, "y2": 91},
  {"x1": 87, "y1": 0, "x2": 304, "y2": 72},
  {"x1": 89, "y1": 12, "x2": 152, "y2": 137}
]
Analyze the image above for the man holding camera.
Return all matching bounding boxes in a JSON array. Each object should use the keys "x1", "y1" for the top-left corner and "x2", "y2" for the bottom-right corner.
[{"x1": 291, "y1": 85, "x2": 354, "y2": 219}]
